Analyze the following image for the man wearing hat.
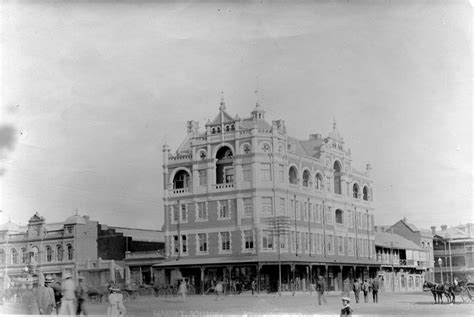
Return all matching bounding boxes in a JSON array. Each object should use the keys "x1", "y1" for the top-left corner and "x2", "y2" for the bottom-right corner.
[
  {"x1": 107, "y1": 285, "x2": 126, "y2": 316},
  {"x1": 59, "y1": 272, "x2": 76, "y2": 316},
  {"x1": 76, "y1": 276, "x2": 88, "y2": 316},
  {"x1": 37, "y1": 274, "x2": 56, "y2": 315},
  {"x1": 340, "y1": 297, "x2": 353, "y2": 316}
]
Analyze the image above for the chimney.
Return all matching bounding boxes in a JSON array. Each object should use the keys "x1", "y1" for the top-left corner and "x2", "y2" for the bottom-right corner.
[
  {"x1": 441, "y1": 225, "x2": 448, "y2": 231},
  {"x1": 310, "y1": 133, "x2": 322, "y2": 140},
  {"x1": 431, "y1": 226, "x2": 436, "y2": 235}
]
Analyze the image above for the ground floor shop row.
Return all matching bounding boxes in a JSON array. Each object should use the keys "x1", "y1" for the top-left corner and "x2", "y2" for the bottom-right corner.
[{"x1": 152, "y1": 261, "x2": 382, "y2": 295}]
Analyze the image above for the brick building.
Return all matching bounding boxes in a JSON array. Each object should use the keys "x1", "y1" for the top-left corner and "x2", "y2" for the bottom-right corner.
[
  {"x1": 0, "y1": 213, "x2": 164, "y2": 289},
  {"x1": 156, "y1": 99, "x2": 378, "y2": 294}
]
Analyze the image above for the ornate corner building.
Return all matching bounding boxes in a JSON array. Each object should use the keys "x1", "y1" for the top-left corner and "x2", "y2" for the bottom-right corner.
[{"x1": 156, "y1": 98, "x2": 378, "y2": 293}]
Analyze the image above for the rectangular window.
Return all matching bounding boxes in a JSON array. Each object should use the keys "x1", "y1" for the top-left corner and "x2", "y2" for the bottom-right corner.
[
  {"x1": 243, "y1": 198, "x2": 253, "y2": 217},
  {"x1": 295, "y1": 201, "x2": 301, "y2": 220},
  {"x1": 224, "y1": 167, "x2": 234, "y2": 183},
  {"x1": 199, "y1": 169, "x2": 207, "y2": 186},
  {"x1": 242, "y1": 164, "x2": 252, "y2": 182},
  {"x1": 325, "y1": 207, "x2": 333, "y2": 225},
  {"x1": 315, "y1": 205, "x2": 321, "y2": 223},
  {"x1": 244, "y1": 230, "x2": 254, "y2": 250},
  {"x1": 315, "y1": 234, "x2": 321, "y2": 254},
  {"x1": 197, "y1": 202, "x2": 208, "y2": 221},
  {"x1": 172, "y1": 206, "x2": 179, "y2": 223},
  {"x1": 305, "y1": 232, "x2": 309, "y2": 252},
  {"x1": 180, "y1": 204, "x2": 188, "y2": 222},
  {"x1": 291, "y1": 231, "x2": 296, "y2": 252},
  {"x1": 338, "y1": 236, "x2": 344, "y2": 255},
  {"x1": 220, "y1": 232, "x2": 231, "y2": 252},
  {"x1": 262, "y1": 230, "x2": 273, "y2": 250},
  {"x1": 303, "y1": 202, "x2": 308, "y2": 221},
  {"x1": 279, "y1": 198, "x2": 285, "y2": 216},
  {"x1": 261, "y1": 163, "x2": 272, "y2": 181},
  {"x1": 181, "y1": 235, "x2": 187, "y2": 254},
  {"x1": 261, "y1": 197, "x2": 273, "y2": 215},
  {"x1": 296, "y1": 232, "x2": 302, "y2": 253},
  {"x1": 327, "y1": 235, "x2": 334, "y2": 253},
  {"x1": 280, "y1": 234, "x2": 286, "y2": 250},
  {"x1": 308, "y1": 203, "x2": 313, "y2": 222},
  {"x1": 218, "y1": 201, "x2": 231, "y2": 219},
  {"x1": 198, "y1": 233, "x2": 208, "y2": 253},
  {"x1": 278, "y1": 164, "x2": 285, "y2": 182},
  {"x1": 346, "y1": 210, "x2": 353, "y2": 228},
  {"x1": 173, "y1": 235, "x2": 179, "y2": 255},
  {"x1": 348, "y1": 237, "x2": 354, "y2": 256}
]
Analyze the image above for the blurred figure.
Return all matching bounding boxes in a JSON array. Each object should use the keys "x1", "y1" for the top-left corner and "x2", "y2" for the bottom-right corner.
[
  {"x1": 342, "y1": 277, "x2": 351, "y2": 297},
  {"x1": 214, "y1": 281, "x2": 223, "y2": 300},
  {"x1": 107, "y1": 286, "x2": 126, "y2": 316},
  {"x1": 179, "y1": 279, "x2": 187, "y2": 302},
  {"x1": 37, "y1": 274, "x2": 56, "y2": 315},
  {"x1": 370, "y1": 278, "x2": 379, "y2": 303},
  {"x1": 352, "y1": 279, "x2": 361, "y2": 304},
  {"x1": 76, "y1": 276, "x2": 88, "y2": 315},
  {"x1": 316, "y1": 275, "x2": 327, "y2": 305},
  {"x1": 59, "y1": 272, "x2": 76, "y2": 316},
  {"x1": 362, "y1": 280, "x2": 370, "y2": 303},
  {"x1": 22, "y1": 282, "x2": 39, "y2": 315}
]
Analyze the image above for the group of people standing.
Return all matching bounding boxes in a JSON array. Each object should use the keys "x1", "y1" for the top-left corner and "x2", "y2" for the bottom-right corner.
[
  {"x1": 350, "y1": 278, "x2": 379, "y2": 304},
  {"x1": 15, "y1": 272, "x2": 126, "y2": 316}
]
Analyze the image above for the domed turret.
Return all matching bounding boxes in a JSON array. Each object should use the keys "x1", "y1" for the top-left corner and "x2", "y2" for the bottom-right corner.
[{"x1": 64, "y1": 214, "x2": 86, "y2": 225}]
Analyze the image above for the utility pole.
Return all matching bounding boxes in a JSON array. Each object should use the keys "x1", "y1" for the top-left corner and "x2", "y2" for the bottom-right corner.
[
  {"x1": 267, "y1": 216, "x2": 290, "y2": 296},
  {"x1": 387, "y1": 240, "x2": 399, "y2": 292}
]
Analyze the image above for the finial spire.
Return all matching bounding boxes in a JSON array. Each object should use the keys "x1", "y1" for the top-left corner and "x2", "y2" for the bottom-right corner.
[
  {"x1": 255, "y1": 75, "x2": 260, "y2": 107},
  {"x1": 75, "y1": 209, "x2": 79, "y2": 216},
  {"x1": 219, "y1": 91, "x2": 226, "y2": 110},
  {"x1": 333, "y1": 117, "x2": 337, "y2": 130}
]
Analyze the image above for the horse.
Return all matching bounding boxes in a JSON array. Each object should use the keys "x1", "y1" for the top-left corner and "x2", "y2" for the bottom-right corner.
[{"x1": 423, "y1": 281, "x2": 452, "y2": 304}]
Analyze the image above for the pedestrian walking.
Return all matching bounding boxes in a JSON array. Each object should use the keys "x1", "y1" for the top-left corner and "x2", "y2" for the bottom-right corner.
[
  {"x1": 370, "y1": 278, "x2": 379, "y2": 303},
  {"x1": 214, "y1": 281, "x2": 223, "y2": 300},
  {"x1": 107, "y1": 286, "x2": 126, "y2": 316},
  {"x1": 342, "y1": 278, "x2": 351, "y2": 297},
  {"x1": 179, "y1": 279, "x2": 187, "y2": 302},
  {"x1": 37, "y1": 274, "x2": 56, "y2": 315},
  {"x1": 76, "y1": 276, "x2": 88, "y2": 315},
  {"x1": 352, "y1": 279, "x2": 361, "y2": 304},
  {"x1": 316, "y1": 275, "x2": 327, "y2": 306},
  {"x1": 251, "y1": 279, "x2": 256, "y2": 296},
  {"x1": 340, "y1": 297, "x2": 353, "y2": 316},
  {"x1": 59, "y1": 272, "x2": 76, "y2": 316},
  {"x1": 362, "y1": 280, "x2": 370, "y2": 303},
  {"x1": 22, "y1": 282, "x2": 39, "y2": 315}
]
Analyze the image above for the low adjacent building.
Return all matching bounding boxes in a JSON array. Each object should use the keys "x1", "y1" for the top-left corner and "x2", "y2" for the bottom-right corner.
[
  {"x1": 431, "y1": 223, "x2": 474, "y2": 284},
  {"x1": 374, "y1": 231, "x2": 427, "y2": 292}
]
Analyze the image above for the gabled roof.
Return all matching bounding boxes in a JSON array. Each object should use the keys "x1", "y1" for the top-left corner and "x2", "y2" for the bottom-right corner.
[
  {"x1": 375, "y1": 232, "x2": 422, "y2": 250},
  {"x1": 438, "y1": 224, "x2": 474, "y2": 240},
  {"x1": 209, "y1": 109, "x2": 235, "y2": 125}
]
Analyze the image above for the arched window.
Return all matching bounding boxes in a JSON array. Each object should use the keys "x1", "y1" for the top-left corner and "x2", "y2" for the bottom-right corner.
[
  {"x1": 56, "y1": 245, "x2": 63, "y2": 262},
  {"x1": 302, "y1": 170, "x2": 310, "y2": 187},
  {"x1": 216, "y1": 146, "x2": 233, "y2": 184},
  {"x1": 333, "y1": 161, "x2": 342, "y2": 194},
  {"x1": 46, "y1": 246, "x2": 53, "y2": 262},
  {"x1": 67, "y1": 244, "x2": 73, "y2": 261},
  {"x1": 0, "y1": 249, "x2": 4, "y2": 265},
  {"x1": 289, "y1": 166, "x2": 298, "y2": 185},
  {"x1": 173, "y1": 170, "x2": 190, "y2": 189},
  {"x1": 225, "y1": 125, "x2": 230, "y2": 132},
  {"x1": 315, "y1": 173, "x2": 323, "y2": 190},
  {"x1": 211, "y1": 127, "x2": 216, "y2": 134},
  {"x1": 335, "y1": 209, "x2": 344, "y2": 224},
  {"x1": 363, "y1": 186, "x2": 369, "y2": 201},
  {"x1": 353, "y1": 183, "x2": 360, "y2": 199},
  {"x1": 21, "y1": 247, "x2": 27, "y2": 263},
  {"x1": 217, "y1": 126, "x2": 221, "y2": 133},
  {"x1": 11, "y1": 248, "x2": 18, "y2": 264},
  {"x1": 31, "y1": 246, "x2": 39, "y2": 263}
]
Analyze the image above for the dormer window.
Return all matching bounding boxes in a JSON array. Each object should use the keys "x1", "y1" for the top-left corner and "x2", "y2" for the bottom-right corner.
[
  {"x1": 65, "y1": 225, "x2": 73, "y2": 234},
  {"x1": 217, "y1": 126, "x2": 221, "y2": 133},
  {"x1": 211, "y1": 127, "x2": 216, "y2": 134}
]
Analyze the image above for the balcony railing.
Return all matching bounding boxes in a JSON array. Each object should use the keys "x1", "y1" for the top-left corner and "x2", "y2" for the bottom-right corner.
[
  {"x1": 169, "y1": 154, "x2": 192, "y2": 162},
  {"x1": 215, "y1": 183, "x2": 234, "y2": 190},
  {"x1": 170, "y1": 188, "x2": 191, "y2": 196}
]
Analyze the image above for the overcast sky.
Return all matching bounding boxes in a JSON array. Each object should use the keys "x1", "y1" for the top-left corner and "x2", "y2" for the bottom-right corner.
[{"x1": 0, "y1": 1, "x2": 472, "y2": 230}]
